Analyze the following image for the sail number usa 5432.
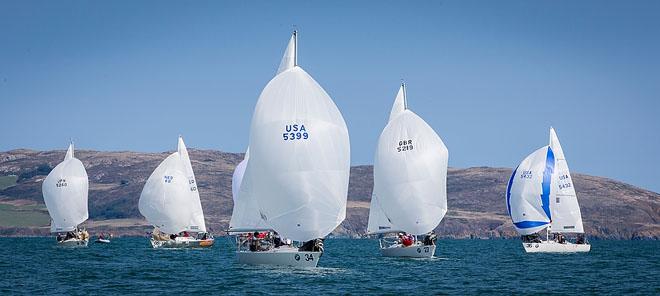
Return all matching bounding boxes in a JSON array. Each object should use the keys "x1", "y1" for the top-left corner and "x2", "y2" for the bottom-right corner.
[{"x1": 283, "y1": 124, "x2": 309, "y2": 141}]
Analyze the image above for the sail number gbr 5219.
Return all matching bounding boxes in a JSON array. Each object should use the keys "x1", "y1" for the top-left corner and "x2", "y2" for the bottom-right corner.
[
  {"x1": 282, "y1": 124, "x2": 309, "y2": 141},
  {"x1": 396, "y1": 140, "x2": 414, "y2": 152}
]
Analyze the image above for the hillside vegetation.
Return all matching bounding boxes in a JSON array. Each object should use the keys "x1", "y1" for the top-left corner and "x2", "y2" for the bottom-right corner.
[{"x1": 0, "y1": 149, "x2": 657, "y2": 239}]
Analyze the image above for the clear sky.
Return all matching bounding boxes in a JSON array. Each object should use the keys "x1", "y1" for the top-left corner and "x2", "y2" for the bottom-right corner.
[{"x1": 1, "y1": 1, "x2": 658, "y2": 192}]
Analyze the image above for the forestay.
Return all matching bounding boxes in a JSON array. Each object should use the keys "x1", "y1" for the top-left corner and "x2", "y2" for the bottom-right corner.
[
  {"x1": 506, "y1": 146, "x2": 554, "y2": 235},
  {"x1": 549, "y1": 128, "x2": 584, "y2": 233},
  {"x1": 42, "y1": 144, "x2": 89, "y2": 233},
  {"x1": 240, "y1": 31, "x2": 350, "y2": 242},
  {"x1": 370, "y1": 84, "x2": 449, "y2": 235}
]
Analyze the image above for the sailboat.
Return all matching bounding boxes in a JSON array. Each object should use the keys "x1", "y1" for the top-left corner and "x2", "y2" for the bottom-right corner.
[
  {"x1": 138, "y1": 136, "x2": 214, "y2": 248},
  {"x1": 228, "y1": 31, "x2": 350, "y2": 267},
  {"x1": 506, "y1": 127, "x2": 590, "y2": 253},
  {"x1": 42, "y1": 143, "x2": 90, "y2": 247},
  {"x1": 366, "y1": 83, "x2": 449, "y2": 258}
]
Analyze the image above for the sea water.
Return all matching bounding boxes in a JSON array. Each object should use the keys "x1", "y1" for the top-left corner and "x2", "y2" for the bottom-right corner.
[{"x1": 1, "y1": 238, "x2": 658, "y2": 295}]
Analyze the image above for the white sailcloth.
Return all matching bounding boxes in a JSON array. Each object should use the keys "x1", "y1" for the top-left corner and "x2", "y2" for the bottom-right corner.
[
  {"x1": 42, "y1": 144, "x2": 89, "y2": 233},
  {"x1": 549, "y1": 128, "x2": 584, "y2": 233},
  {"x1": 369, "y1": 84, "x2": 449, "y2": 235},
  {"x1": 366, "y1": 193, "x2": 397, "y2": 234},
  {"x1": 388, "y1": 85, "x2": 406, "y2": 122},
  {"x1": 231, "y1": 149, "x2": 249, "y2": 203},
  {"x1": 229, "y1": 149, "x2": 268, "y2": 231},
  {"x1": 139, "y1": 137, "x2": 205, "y2": 234},
  {"x1": 240, "y1": 31, "x2": 350, "y2": 242},
  {"x1": 506, "y1": 146, "x2": 554, "y2": 235},
  {"x1": 277, "y1": 33, "x2": 296, "y2": 75},
  {"x1": 177, "y1": 137, "x2": 206, "y2": 232}
]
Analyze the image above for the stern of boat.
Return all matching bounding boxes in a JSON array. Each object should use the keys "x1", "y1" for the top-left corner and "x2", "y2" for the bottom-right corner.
[
  {"x1": 380, "y1": 243, "x2": 435, "y2": 258},
  {"x1": 237, "y1": 247, "x2": 321, "y2": 267}
]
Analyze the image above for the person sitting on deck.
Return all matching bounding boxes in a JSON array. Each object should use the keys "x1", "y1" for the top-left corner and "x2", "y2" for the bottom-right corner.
[
  {"x1": 576, "y1": 234, "x2": 586, "y2": 244},
  {"x1": 399, "y1": 233, "x2": 414, "y2": 247},
  {"x1": 423, "y1": 231, "x2": 437, "y2": 246},
  {"x1": 272, "y1": 231, "x2": 284, "y2": 248},
  {"x1": 249, "y1": 231, "x2": 259, "y2": 252},
  {"x1": 299, "y1": 238, "x2": 324, "y2": 252}
]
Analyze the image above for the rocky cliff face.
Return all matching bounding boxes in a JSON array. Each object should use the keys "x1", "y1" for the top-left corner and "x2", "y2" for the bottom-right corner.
[{"x1": 1, "y1": 149, "x2": 657, "y2": 239}]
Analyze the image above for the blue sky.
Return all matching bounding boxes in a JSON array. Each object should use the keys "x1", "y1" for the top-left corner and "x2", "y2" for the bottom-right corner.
[{"x1": 1, "y1": 1, "x2": 658, "y2": 192}]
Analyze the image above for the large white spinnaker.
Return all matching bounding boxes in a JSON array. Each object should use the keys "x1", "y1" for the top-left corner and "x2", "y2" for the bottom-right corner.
[
  {"x1": 549, "y1": 128, "x2": 584, "y2": 233},
  {"x1": 229, "y1": 149, "x2": 269, "y2": 231},
  {"x1": 506, "y1": 146, "x2": 555, "y2": 235},
  {"x1": 139, "y1": 147, "x2": 192, "y2": 235},
  {"x1": 177, "y1": 137, "x2": 206, "y2": 233},
  {"x1": 240, "y1": 31, "x2": 350, "y2": 242},
  {"x1": 42, "y1": 144, "x2": 89, "y2": 232},
  {"x1": 370, "y1": 84, "x2": 449, "y2": 235}
]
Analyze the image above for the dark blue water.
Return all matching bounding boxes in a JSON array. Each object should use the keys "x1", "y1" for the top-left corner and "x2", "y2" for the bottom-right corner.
[{"x1": 1, "y1": 238, "x2": 658, "y2": 295}]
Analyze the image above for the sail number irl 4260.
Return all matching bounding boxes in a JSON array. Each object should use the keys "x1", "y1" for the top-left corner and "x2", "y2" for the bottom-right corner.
[
  {"x1": 283, "y1": 124, "x2": 309, "y2": 141},
  {"x1": 396, "y1": 140, "x2": 414, "y2": 152}
]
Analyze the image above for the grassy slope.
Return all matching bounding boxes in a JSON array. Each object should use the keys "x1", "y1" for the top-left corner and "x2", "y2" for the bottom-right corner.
[
  {"x1": 0, "y1": 203, "x2": 50, "y2": 227},
  {"x1": 0, "y1": 175, "x2": 17, "y2": 190}
]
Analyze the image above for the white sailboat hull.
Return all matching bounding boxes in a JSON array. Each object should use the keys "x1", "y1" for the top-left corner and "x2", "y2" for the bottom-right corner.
[
  {"x1": 237, "y1": 246, "x2": 321, "y2": 267},
  {"x1": 150, "y1": 237, "x2": 215, "y2": 249},
  {"x1": 381, "y1": 243, "x2": 436, "y2": 258},
  {"x1": 523, "y1": 241, "x2": 591, "y2": 253},
  {"x1": 58, "y1": 238, "x2": 88, "y2": 247}
]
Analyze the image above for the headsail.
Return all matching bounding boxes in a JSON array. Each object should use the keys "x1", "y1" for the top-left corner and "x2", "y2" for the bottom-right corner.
[
  {"x1": 229, "y1": 148, "x2": 268, "y2": 231},
  {"x1": 139, "y1": 152, "x2": 191, "y2": 234},
  {"x1": 241, "y1": 31, "x2": 350, "y2": 242},
  {"x1": 548, "y1": 128, "x2": 584, "y2": 233},
  {"x1": 42, "y1": 143, "x2": 89, "y2": 233},
  {"x1": 370, "y1": 85, "x2": 449, "y2": 235},
  {"x1": 506, "y1": 146, "x2": 554, "y2": 235},
  {"x1": 177, "y1": 136, "x2": 206, "y2": 233}
]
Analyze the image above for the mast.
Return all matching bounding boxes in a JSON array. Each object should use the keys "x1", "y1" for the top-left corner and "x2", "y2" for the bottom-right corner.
[
  {"x1": 401, "y1": 81, "x2": 408, "y2": 110},
  {"x1": 293, "y1": 30, "x2": 298, "y2": 67}
]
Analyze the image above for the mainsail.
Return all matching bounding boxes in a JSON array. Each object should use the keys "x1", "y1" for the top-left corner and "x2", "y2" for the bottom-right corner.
[
  {"x1": 239, "y1": 31, "x2": 350, "y2": 242},
  {"x1": 369, "y1": 84, "x2": 449, "y2": 235},
  {"x1": 548, "y1": 128, "x2": 584, "y2": 233},
  {"x1": 366, "y1": 194, "x2": 397, "y2": 234},
  {"x1": 177, "y1": 137, "x2": 206, "y2": 232},
  {"x1": 42, "y1": 143, "x2": 89, "y2": 232},
  {"x1": 139, "y1": 137, "x2": 206, "y2": 234}
]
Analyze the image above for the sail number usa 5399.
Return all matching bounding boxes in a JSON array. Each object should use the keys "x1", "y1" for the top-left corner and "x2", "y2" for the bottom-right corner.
[{"x1": 282, "y1": 124, "x2": 309, "y2": 141}]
